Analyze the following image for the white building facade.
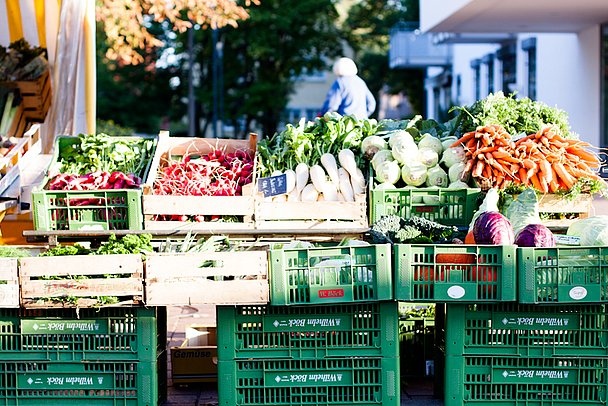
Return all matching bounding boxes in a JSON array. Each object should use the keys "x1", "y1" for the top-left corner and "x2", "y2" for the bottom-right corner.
[{"x1": 413, "y1": 0, "x2": 608, "y2": 148}]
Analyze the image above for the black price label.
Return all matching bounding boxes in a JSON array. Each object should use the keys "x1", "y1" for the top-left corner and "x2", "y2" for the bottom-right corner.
[{"x1": 257, "y1": 174, "x2": 288, "y2": 197}]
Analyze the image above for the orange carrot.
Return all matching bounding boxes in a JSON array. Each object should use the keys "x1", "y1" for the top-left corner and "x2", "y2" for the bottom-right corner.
[
  {"x1": 450, "y1": 131, "x2": 476, "y2": 148},
  {"x1": 552, "y1": 161, "x2": 575, "y2": 190},
  {"x1": 472, "y1": 161, "x2": 484, "y2": 178},
  {"x1": 529, "y1": 173, "x2": 543, "y2": 191}
]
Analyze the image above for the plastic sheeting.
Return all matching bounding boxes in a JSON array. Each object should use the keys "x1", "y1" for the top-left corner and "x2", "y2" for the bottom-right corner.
[{"x1": 1, "y1": 0, "x2": 95, "y2": 153}]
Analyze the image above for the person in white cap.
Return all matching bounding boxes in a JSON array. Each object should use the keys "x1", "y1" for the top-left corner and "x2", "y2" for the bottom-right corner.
[{"x1": 319, "y1": 57, "x2": 376, "y2": 119}]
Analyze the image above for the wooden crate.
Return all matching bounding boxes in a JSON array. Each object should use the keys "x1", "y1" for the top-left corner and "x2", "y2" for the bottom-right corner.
[
  {"x1": 537, "y1": 193, "x2": 593, "y2": 228},
  {"x1": 145, "y1": 251, "x2": 268, "y2": 305},
  {"x1": 19, "y1": 254, "x2": 144, "y2": 308},
  {"x1": 5, "y1": 103, "x2": 29, "y2": 139},
  {"x1": 0, "y1": 134, "x2": 39, "y2": 196},
  {"x1": 142, "y1": 134, "x2": 257, "y2": 232},
  {"x1": 0, "y1": 258, "x2": 19, "y2": 308},
  {"x1": 255, "y1": 193, "x2": 368, "y2": 231},
  {"x1": 14, "y1": 70, "x2": 52, "y2": 122}
]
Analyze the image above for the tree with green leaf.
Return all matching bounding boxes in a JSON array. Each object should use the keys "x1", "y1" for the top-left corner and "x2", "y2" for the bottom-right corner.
[{"x1": 171, "y1": 0, "x2": 343, "y2": 137}]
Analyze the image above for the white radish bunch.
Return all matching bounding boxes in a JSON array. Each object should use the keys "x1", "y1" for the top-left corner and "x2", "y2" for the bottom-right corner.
[{"x1": 270, "y1": 149, "x2": 365, "y2": 202}]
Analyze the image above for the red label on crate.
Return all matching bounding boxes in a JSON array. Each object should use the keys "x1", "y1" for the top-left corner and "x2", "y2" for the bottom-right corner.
[
  {"x1": 318, "y1": 289, "x2": 345, "y2": 298},
  {"x1": 415, "y1": 206, "x2": 436, "y2": 213}
]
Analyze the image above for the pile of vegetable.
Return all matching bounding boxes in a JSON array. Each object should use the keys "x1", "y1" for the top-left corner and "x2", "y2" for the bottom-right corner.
[
  {"x1": 368, "y1": 214, "x2": 459, "y2": 244},
  {"x1": 257, "y1": 112, "x2": 378, "y2": 177},
  {"x1": 47, "y1": 133, "x2": 155, "y2": 191},
  {"x1": 452, "y1": 124, "x2": 605, "y2": 195},
  {"x1": 363, "y1": 116, "x2": 467, "y2": 191},
  {"x1": 152, "y1": 146, "x2": 254, "y2": 222},
  {"x1": 0, "y1": 39, "x2": 48, "y2": 82},
  {"x1": 269, "y1": 150, "x2": 365, "y2": 202},
  {"x1": 153, "y1": 147, "x2": 254, "y2": 197},
  {"x1": 37, "y1": 234, "x2": 153, "y2": 306},
  {"x1": 257, "y1": 113, "x2": 374, "y2": 202},
  {"x1": 449, "y1": 91, "x2": 571, "y2": 139}
]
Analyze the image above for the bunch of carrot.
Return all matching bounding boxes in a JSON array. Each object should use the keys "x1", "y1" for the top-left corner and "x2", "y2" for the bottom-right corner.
[{"x1": 452, "y1": 124, "x2": 603, "y2": 192}]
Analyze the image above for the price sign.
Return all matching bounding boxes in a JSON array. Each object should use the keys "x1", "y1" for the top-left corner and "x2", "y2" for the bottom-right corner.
[{"x1": 257, "y1": 174, "x2": 288, "y2": 197}]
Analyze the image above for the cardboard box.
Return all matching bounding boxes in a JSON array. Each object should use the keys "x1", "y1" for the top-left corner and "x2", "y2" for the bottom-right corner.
[{"x1": 171, "y1": 325, "x2": 217, "y2": 384}]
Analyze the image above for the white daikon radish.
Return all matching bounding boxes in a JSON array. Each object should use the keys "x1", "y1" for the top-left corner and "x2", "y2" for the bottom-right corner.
[
  {"x1": 321, "y1": 182, "x2": 339, "y2": 201},
  {"x1": 338, "y1": 168, "x2": 354, "y2": 202},
  {"x1": 337, "y1": 193, "x2": 346, "y2": 202},
  {"x1": 338, "y1": 149, "x2": 358, "y2": 178},
  {"x1": 320, "y1": 153, "x2": 340, "y2": 189},
  {"x1": 295, "y1": 163, "x2": 309, "y2": 194},
  {"x1": 309, "y1": 165, "x2": 328, "y2": 192},
  {"x1": 284, "y1": 169, "x2": 296, "y2": 193},
  {"x1": 351, "y1": 168, "x2": 366, "y2": 195},
  {"x1": 272, "y1": 194, "x2": 287, "y2": 202},
  {"x1": 287, "y1": 188, "x2": 300, "y2": 202},
  {"x1": 301, "y1": 184, "x2": 319, "y2": 202},
  {"x1": 271, "y1": 170, "x2": 283, "y2": 176}
]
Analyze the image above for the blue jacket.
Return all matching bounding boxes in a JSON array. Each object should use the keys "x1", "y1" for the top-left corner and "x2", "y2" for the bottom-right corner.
[{"x1": 320, "y1": 75, "x2": 376, "y2": 119}]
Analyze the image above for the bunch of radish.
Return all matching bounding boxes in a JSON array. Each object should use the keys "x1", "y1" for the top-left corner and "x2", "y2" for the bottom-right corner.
[
  {"x1": 153, "y1": 148, "x2": 254, "y2": 197},
  {"x1": 48, "y1": 171, "x2": 141, "y2": 191},
  {"x1": 270, "y1": 149, "x2": 366, "y2": 202}
]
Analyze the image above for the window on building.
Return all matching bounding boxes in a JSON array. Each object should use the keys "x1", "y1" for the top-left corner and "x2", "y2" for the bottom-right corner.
[
  {"x1": 471, "y1": 59, "x2": 481, "y2": 100},
  {"x1": 522, "y1": 38, "x2": 537, "y2": 100},
  {"x1": 497, "y1": 43, "x2": 517, "y2": 95},
  {"x1": 482, "y1": 54, "x2": 495, "y2": 94},
  {"x1": 602, "y1": 24, "x2": 608, "y2": 150}
]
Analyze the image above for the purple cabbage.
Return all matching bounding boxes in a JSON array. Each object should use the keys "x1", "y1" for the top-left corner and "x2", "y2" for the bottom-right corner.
[
  {"x1": 473, "y1": 211, "x2": 515, "y2": 245},
  {"x1": 514, "y1": 223, "x2": 556, "y2": 247}
]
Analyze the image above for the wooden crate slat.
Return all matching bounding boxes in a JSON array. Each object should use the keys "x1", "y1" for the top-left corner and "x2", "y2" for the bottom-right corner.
[
  {"x1": 145, "y1": 251, "x2": 268, "y2": 306},
  {"x1": 0, "y1": 258, "x2": 18, "y2": 281},
  {"x1": 538, "y1": 193, "x2": 593, "y2": 214},
  {"x1": 255, "y1": 219, "x2": 368, "y2": 230},
  {"x1": 255, "y1": 195, "x2": 367, "y2": 230},
  {"x1": 19, "y1": 254, "x2": 143, "y2": 277},
  {"x1": 143, "y1": 195, "x2": 254, "y2": 216},
  {"x1": 143, "y1": 220, "x2": 255, "y2": 231},
  {"x1": 0, "y1": 259, "x2": 19, "y2": 308},
  {"x1": 0, "y1": 284, "x2": 19, "y2": 308},
  {"x1": 145, "y1": 279, "x2": 268, "y2": 306},
  {"x1": 21, "y1": 278, "x2": 143, "y2": 299}
]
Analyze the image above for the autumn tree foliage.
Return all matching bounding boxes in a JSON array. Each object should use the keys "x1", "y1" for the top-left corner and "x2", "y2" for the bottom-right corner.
[{"x1": 96, "y1": 0, "x2": 258, "y2": 65}]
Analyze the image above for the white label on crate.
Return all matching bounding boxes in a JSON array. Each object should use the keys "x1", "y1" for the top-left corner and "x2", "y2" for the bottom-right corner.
[
  {"x1": 569, "y1": 286, "x2": 587, "y2": 300},
  {"x1": 555, "y1": 235, "x2": 581, "y2": 246},
  {"x1": 447, "y1": 285, "x2": 465, "y2": 299}
]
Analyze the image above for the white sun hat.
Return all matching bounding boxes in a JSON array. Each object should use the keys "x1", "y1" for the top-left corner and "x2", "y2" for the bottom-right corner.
[{"x1": 333, "y1": 57, "x2": 358, "y2": 76}]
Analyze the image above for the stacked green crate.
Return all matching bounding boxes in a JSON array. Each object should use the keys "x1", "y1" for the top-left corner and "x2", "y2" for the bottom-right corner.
[
  {"x1": 217, "y1": 302, "x2": 400, "y2": 406},
  {"x1": 518, "y1": 246, "x2": 608, "y2": 304},
  {"x1": 445, "y1": 303, "x2": 608, "y2": 405},
  {"x1": 0, "y1": 307, "x2": 166, "y2": 405},
  {"x1": 395, "y1": 244, "x2": 517, "y2": 302},
  {"x1": 269, "y1": 244, "x2": 392, "y2": 306}
]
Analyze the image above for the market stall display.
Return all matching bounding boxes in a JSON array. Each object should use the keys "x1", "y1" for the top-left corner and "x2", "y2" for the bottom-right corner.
[
  {"x1": 143, "y1": 133, "x2": 257, "y2": 231},
  {"x1": 32, "y1": 133, "x2": 157, "y2": 231}
]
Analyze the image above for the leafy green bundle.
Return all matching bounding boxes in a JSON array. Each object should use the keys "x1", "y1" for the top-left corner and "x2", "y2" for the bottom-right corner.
[{"x1": 450, "y1": 92, "x2": 571, "y2": 139}]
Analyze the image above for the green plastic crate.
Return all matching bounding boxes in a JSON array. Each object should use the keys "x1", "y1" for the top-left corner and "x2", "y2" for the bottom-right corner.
[
  {"x1": 218, "y1": 357, "x2": 399, "y2": 406},
  {"x1": 32, "y1": 135, "x2": 157, "y2": 232},
  {"x1": 217, "y1": 302, "x2": 398, "y2": 360},
  {"x1": 369, "y1": 176, "x2": 481, "y2": 228},
  {"x1": 445, "y1": 355, "x2": 608, "y2": 405},
  {"x1": 269, "y1": 245, "x2": 392, "y2": 306},
  {"x1": 446, "y1": 303, "x2": 608, "y2": 358},
  {"x1": 0, "y1": 307, "x2": 162, "y2": 362},
  {"x1": 395, "y1": 244, "x2": 517, "y2": 302},
  {"x1": 0, "y1": 360, "x2": 160, "y2": 405},
  {"x1": 519, "y1": 246, "x2": 608, "y2": 304},
  {"x1": 32, "y1": 189, "x2": 143, "y2": 231}
]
